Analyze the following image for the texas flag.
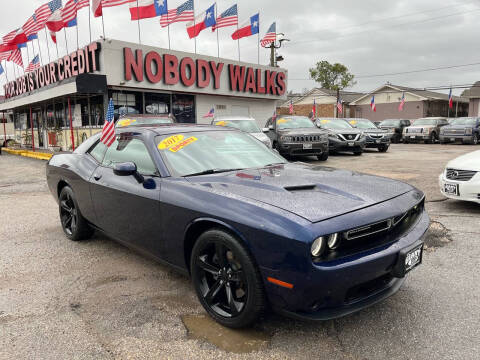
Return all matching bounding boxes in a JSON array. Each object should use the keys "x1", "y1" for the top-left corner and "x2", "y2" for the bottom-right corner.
[
  {"x1": 130, "y1": 0, "x2": 168, "y2": 20},
  {"x1": 46, "y1": 9, "x2": 65, "y2": 32},
  {"x1": 398, "y1": 92, "x2": 405, "y2": 111},
  {"x1": 92, "y1": 0, "x2": 103, "y2": 17},
  {"x1": 232, "y1": 13, "x2": 259, "y2": 40},
  {"x1": 186, "y1": 4, "x2": 216, "y2": 39},
  {"x1": 370, "y1": 95, "x2": 376, "y2": 112}
]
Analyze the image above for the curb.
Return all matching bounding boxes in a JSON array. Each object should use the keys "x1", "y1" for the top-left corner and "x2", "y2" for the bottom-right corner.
[{"x1": 3, "y1": 148, "x2": 53, "y2": 161}]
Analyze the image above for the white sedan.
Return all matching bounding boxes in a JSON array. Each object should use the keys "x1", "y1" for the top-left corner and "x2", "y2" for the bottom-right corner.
[{"x1": 439, "y1": 150, "x2": 480, "y2": 204}]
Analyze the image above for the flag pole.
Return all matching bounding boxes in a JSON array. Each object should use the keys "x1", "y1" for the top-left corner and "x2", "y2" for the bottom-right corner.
[
  {"x1": 88, "y1": 3, "x2": 92, "y2": 43},
  {"x1": 193, "y1": 3, "x2": 197, "y2": 54},
  {"x1": 101, "y1": 13, "x2": 106, "y2": 39},
  {"x1": 257, "y1": 12, "x2": 260, "y2": 65},
  {"x1": 76, "y1": 21, "x2": 79, "y2": 50},
  {"x1": 55, "y1": 38, "x2": 60, "y2": 59},
  {"x1": 167, "y1": 21, "x2": 171, "y2": 50},
  {"x1": 215, "y1": 3, "x2": 219, "y2": 58},
  {"x1": 237, "y1": 20, "x2": 240, "y2": 61},
  {"x1": 64, "y1": 28, "x2": 69, "y2": 54},
  {"x1": 136, "y1": 0, "x2": 141, "y2": 44},
  {"x1": 25, "y1": 45, "x2": 31, "y2": 71},
  {"x1": 3, "y1": 61, "x2": 10, "y2": 83},
  {"x1": 44, "y1": 29, "x2": 52, "y2": 62},
  {"x1": 35, "y1": 37, "x2": 44, "y2": 65}
]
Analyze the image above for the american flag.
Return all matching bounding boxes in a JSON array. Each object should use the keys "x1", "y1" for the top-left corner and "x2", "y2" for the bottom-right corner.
[
  {"x1": 260, "y1": 22, "x2": 276, "y2": 47},
  {"x1": 370, "y1": 95, "x2": 376, "y2": 112},
  {"x1": 101, "y1": 99, "x2": 116, "y2": 147},
  {"x1": 26, "y1": 55, "x2": 40, "y2": 72},
  {"x1": 0, "y1": 51, "x2": 11, "y2": 62},
  {"x1": 212, "y1": 4, "x2": 238, "y2": 31},
  {"x1": 50, "y1": 31, "x2": 57, "y2": 43},
  {"x1": 8, "y1": 49, "x2": 23, "y2": 67},
  {"x1": 103, "y1": 0, "x2": 134, "y2": 8},
  {"x1": 398, "y1": 92, "x2": 405, "y2": 111},
  {"x1": 203, "y1": 107, "x2": 215, "y2": 118},
  {"x1": 337, "y1": 97, "x2": 343, "y2": 114},
  {"x1": 160, "y1": 0, "x2": 195, "y2": 27},
  {"x1": 448, "y1": 88, "x2": 453, "y2": 109},
  {"x1": 23, "y1": 14, "x2": 40, "y2": 37},
  {"x1": 312, "y1": 99, "x2": 316, "y2": 117},
  {"x1": 0, "y1": 64, "x2": 4, "y2": 76},
  {"x1": 62, "y1": 0, "x2": 80, "y2": 24},
  {"x1": 272, "y1": 110, "x2": 277, "y2": 122},
  {"x1": 35, "y1": 0, "x2": 63, "y2": 29},
  {"x1": 77, "y1": 0, "x2": 90, "y2": 9},
  {"x1": 3, "y1": 29, "x2": 18, "y2": 44}
]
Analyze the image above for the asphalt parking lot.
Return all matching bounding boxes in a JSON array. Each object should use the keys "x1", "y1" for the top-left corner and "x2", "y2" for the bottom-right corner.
[{"x1": 0, "y1": 144, "x2": 479, "y2": 360}]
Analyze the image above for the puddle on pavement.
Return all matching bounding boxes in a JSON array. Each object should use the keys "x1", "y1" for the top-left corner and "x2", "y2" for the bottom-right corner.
[
  {"x1": 181, "y1": 314, "x2": 271, "y2": 353},
  {"x1": 424, "y1": 221, "x2": 451, "y2": 250}
]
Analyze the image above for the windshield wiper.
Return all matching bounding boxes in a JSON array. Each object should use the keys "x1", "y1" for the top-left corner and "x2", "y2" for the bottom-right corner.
[{"x1": 184, "y1": 168, "x2": 244, "y2": 177}]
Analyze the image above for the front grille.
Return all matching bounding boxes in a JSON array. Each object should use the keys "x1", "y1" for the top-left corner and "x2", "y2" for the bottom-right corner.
[
  {"x1": 340, "y1": 134, "x2": 360, "y2": 141},
  {"x1": 367, "y1": 133, "x2": 384, "y2": 139},
  {"x1": 313, "y1": 198, "x2": 425, "y2": 263},
  {"x1": 446, "y1": 168, "x2": 477, "y2": 181},
  {"x1": 292, "y1": 135, "x2": 321, "y2": 142},
  {"x1": 407, "y1": 128, "x2": 422, "y2": 133},
  {"x1": 345, "y1": 274, "x2": 394, "y2": 304},
  {"x1": 443, "y1": 129, "x2": 466, "y2": 136}
]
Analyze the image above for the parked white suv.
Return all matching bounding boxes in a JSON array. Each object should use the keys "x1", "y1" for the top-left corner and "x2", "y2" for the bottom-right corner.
[{"x1": 438, "y1": 150, "x2": 480, "y2": 204}]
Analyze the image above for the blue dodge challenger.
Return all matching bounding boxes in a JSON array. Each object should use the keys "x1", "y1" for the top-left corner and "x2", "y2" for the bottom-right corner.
[{"x1": 46, "y1": 124, "x2": 428, "y2": 328}]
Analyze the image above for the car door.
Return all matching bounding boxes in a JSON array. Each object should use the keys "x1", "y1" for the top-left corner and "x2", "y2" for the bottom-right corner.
[{"x1": 89, "y1": 133, "x2": 163, "y2": 256}]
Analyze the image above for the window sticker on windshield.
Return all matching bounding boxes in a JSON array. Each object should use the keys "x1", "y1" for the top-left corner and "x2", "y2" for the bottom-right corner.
[
  {"x1": 117, "y1": 119, "x2": 136, "y2": 127},
  {"x1": 169, "y1": 137, "x2": 198, "y2": 152},
  {"x1": 320, "y1": 119, "x2": 330, "y2": 124},
  {"x1": 215, "y1": 121, "x2": 229, "y2": 126},
  {"x1": 277, "y1": 118, "x2": 289, "y2": 124},
  {"x1": 158, "y1": 134, "x2": 185, "y2": 150},
  {"x1": 349, "y1": 120, "x2": 357, "y2": 125}
]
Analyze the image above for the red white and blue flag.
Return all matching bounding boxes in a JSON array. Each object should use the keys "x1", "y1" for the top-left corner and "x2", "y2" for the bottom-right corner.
[
  {"x1": 203, "y1": 108, "x2": 215, "y2": 118},
  {"x1": 62, "y1": 0, "x2": 88, "y2": 28},
  {"x1": 26, "y1": 55, "x2": 40, "y2": 72},
  {"x1": 232, "y1": 13, "x2": 259, "y2": 40},
  {"x1": 35, "y1": 0, "x2": 63, "y2": 29},
  {"x1": 370, "y1": 95, "x2": 376, "y2": 112},
  {"x1": 160, "y1": 0, "x2": 195, "y2": 27},
  {"x1": 93, "y1": 0, "x2": 133, "y2": 18},
  {"x1": 212, "y1": 4, "x2": 238, "y2": 31},
  {"x1": 2, "y1": 29, "x2": 28, "y2": 46},
  {"x1": 101, "y1": 99, "x2": 116, "y2": 147},
  {"x1": 448, "y1": 88, "x2": 453, "y2": 109},
  {"x1": 398, "y1": 92, "x2": 405, "y2": 111},
  {"x1": 8, "y1": 49, "x2": 23, "y2": 67},
  {"x1": 47, "y1": 9, "x2": 66, "y2": 32},
  {"x1": 312, "y1": 99, "x2": 316, "y2": 117},
  {"x1": 130, "y1": 0, "x2": 168, "y2": 21},
  {"x1": 337, "y1": 97, "x2": 343, "y2": 114},
  {"x1": 23, "y1": 14, "x2": 41, "y2": 38},
  {"x1": 260, "y1": 22, "x2": 276, "y2": 47},
  {"x1": 186, "y1": 4, "x2": 216, "y2": 38},
  {"x1": 272, "y1": 110, "x2": 277, "y2": 122}
]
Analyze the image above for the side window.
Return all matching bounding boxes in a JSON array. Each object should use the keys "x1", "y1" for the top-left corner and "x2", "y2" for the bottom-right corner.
[
  {"x1": 88, "y1": 140, "x2": 108, "y2": 163},
  {"x1": 102, "y1": 137, "x2": 158, "y2": 175},
  {"x1": 265, "y1": 118, "x2": 272, "y2": 128}
]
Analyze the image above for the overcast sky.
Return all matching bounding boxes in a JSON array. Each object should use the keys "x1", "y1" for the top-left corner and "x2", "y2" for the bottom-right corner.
[{"x1": 1, "y1": 0, "x2": 479, "y2": 95}]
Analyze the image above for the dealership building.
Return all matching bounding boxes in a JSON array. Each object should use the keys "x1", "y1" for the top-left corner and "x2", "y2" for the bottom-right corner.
[{"x1": 0, "y1": 39, "x2": 287, "y2": 151}]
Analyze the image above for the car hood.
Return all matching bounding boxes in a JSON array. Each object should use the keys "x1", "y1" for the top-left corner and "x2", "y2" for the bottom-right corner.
[
  {"x1": 362, "y1": 128, "x2": 388, "y2": 134},
  {"x1": 250, "y1": 132, "x2": 271, "y2": 142},
  {"x1": 442, "y1": 125, "x2": 472, "y2": 130},
  {"x1": 326, "y1": 129, "x2": 362, "y2": 135},
  {"x1": 446, "y1": 150, "x2": 480, "y2": 171},
  {"x1": 277, "y1": 128, "x2": 327, "y2": 136},
  {"x1": 379, "y1": 126, "x2": 399, "y2": 130},
  {"x1": 408, "y1": 125, "x2": 435, "y2": 130},
  {"x1": 185, "y1": 163, "x2": 414, "y2": 222}
]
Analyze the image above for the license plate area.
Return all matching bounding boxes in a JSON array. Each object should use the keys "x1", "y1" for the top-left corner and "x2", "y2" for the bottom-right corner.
[
  {"x1": 405, "y1": 246, "x2": 423, "y2": 273},
  {"x1": 303, "y1": 143, "x2": 312, "y2": 150},
  {"x1": 444, "y1": 183, "x2": 459, "y2": 196},
  {"x1": 348, "y1": 142, "x2": 355, "y2": 146},
  {"x1": 391, "y1": 242, "x2": 424, "y2": 278},
  {"x1": 410, "y1": 135, "x2": 415, "y2": 139}
]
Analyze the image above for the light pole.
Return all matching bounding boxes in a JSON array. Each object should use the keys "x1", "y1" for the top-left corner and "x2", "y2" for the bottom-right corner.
[{"x1": 266, "y1": 33, "x2": 290, "y2": 67}]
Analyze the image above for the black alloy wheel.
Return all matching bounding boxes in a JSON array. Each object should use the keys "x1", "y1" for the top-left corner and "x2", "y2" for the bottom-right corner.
[
  {"x1": 191, "y1": 229, "x2": 266, "y2": 328},
  {"x1": 353, "y1": 150, "x2": 363, "y2": 156},
  {"x1": 378, "y1": 144, "x2": 389, "y2": 152},
  {"x1": 317, "y1": 152, "x2": 329, "y2": 161},
  {"x1": 59, "y1": 186, "x2": 94, "y2": 241}
]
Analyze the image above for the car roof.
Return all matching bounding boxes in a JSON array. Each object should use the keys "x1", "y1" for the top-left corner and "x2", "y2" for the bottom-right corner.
[
  {"x1": 213, "y1": 116, "x2": 256, "y2": 121},
  {"x1": 415, "y1": 117, "x2": 447, "y2": 120},
  {"x1": 117, "y1": 123, "x2": 232, "y2": 136}
]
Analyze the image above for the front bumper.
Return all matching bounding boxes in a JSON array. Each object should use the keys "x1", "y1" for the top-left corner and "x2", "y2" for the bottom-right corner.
[
  {"x1": 329, "y1": 138, "x2": 366, "y2": 152},
  {"x1": 365, "y1": 136, "x2": 390, "y2": 148},
  {"x1": 403, "y1": 133, "x2": 431, "y2": 141},
  {"x1": 262, "y1": 207, "x2": 429, "y2": 321},
  {"x1": 279, "y1": 142, "x2": 329, "y2": 157},
  {"x1": 438, "y1": 172, "x2": 480, "y2": 204},
  {"x1": 439, "y1": 134, "x2": 474, "y2": 144}
]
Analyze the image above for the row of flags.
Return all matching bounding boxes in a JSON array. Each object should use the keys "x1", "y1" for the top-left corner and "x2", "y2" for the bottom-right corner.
[{"x1": 0, "y1": 0, "x2": 278, "y2": 76}]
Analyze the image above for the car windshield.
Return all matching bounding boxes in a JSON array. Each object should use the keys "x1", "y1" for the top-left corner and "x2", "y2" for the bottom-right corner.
[
  {"x1": 349, "y1": 119, "x2": 377, "y2": 129},
  {"x1": 449, "y1": 117, "x2": 477, "y2": 125},
  {"x1": 380, "y1": 119, "x2": 401, "y2": 126},
  {"x1": 156, "y1": 130, "x2": 285, "y2": 177},
  {"x1": 213, "y1": 120, "x2": 261, "y2": 133},
  {"x1": 316, "y1": 119, "x2": 352, "y2": 129},
  {"x1": 276, "y1": 116, "x2": 315, "y2": 130},
  {"x1": 414, "y1": 119, "x2": 438, "y2": 126},
  {"x1": 116, "y1": 117, "x2": 173, "y2": 128}
]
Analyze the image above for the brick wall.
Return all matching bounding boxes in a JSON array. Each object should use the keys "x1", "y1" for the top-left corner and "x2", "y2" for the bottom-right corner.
[{"x1": 277, "y1": 104, "x2": 355, "y2": 118}]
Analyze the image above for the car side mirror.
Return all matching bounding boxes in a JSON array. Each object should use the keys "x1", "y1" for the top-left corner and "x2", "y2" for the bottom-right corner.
[
  {"x1": 268, "y1": 125, "x2": 274, "y2": 130},
  {"x1": 113, "y1": 162, "x2": 144, "y2": 183},
  {"x1": 262, "y1": 127, "x2": 270, "y2": 133}
]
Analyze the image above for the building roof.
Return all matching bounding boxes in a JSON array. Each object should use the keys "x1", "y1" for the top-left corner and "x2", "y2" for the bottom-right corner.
[
  {"x1": 350, "y1": 83, "x2": 468, "y2": 104},
  {"x1": 278, "y1": 88, "x2": 364, "y2": 107},
  {"x1": 462, "y1": 81, "x2": 480, "y2": 98}
]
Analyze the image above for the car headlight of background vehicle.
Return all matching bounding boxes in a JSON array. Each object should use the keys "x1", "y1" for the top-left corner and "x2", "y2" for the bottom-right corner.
[
  {"x1": 311, "y1": 233, "x2": 341, "y2": 257},
  {"x1": 328, "y1": 133, "x2": 339, "y2": 139},
  {"x1": 465, "y1": 128, "x2": 473, "y2": 135},
  {"x1": 281, "y1": 136, "x2": 293, "y2": 142}
]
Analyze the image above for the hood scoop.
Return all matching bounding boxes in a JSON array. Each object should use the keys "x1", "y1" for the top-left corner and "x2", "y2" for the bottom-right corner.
[{"x1": 284, "y1": 184, "x2": 317, "y2": 192}]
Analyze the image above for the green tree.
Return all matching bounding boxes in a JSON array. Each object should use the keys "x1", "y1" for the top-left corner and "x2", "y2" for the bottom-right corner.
[{"x1": 309, "y1": 61, "x2": 356, "y2": 90}]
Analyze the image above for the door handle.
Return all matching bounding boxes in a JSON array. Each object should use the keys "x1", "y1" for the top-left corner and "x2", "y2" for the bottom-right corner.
[{"x1": 93, "y1": 174, "x2": 102, "y2": 181}]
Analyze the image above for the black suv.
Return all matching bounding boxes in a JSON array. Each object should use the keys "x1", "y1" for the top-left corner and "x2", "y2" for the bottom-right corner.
[
  {"x1": 378, "y1": 119, "x2": 411, "y2": 143},
  {"x1": 264, "y1": 115, "x2": 329, "y2": 161},
  {"x1": 346, "y1": 118, "x2": 391, "y2": 152}
]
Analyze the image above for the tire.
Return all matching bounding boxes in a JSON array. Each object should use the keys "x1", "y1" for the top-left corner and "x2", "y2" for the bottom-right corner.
[
  {"x1": 473, "y1": 133, "x2": 479, "y2": 145},
  {"x1": 190, "y1": 229, "x2": 266, "y2": 328},
  {"x1": 353, "y1": 150, "x2": 363, "y2": 156},
  {"x1": 59, "y1": 186, "x2": 94, "y2": 241},
  {"x1": 392, "y1": 134, "x2": 400, "y2": 144},
  {"x1": 403, "y1": 138, "x2": 409, "y2": 144},
  {"x1": 317, "y1": 152, "x2": 329, "y2": 161},
  {"x1": 378, "y1": 145, "x2": 389, "y2": 152},
  {"x1": 426, "y1": 133, "x2": 436, "y2": 144}
]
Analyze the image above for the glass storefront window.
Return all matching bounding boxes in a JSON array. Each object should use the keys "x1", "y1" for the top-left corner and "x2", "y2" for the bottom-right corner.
[
  {"x1": 145, "y1": 93, "x2": 170, "y2": 115},
  {"x1": 90, "y1": 96, "x2": 105, "y2": 127},
  {"x1": 46, "y1": 104, "x2": 55, "y2": 129},
  {"x1": 172, "y1": 94, "x2": 195, "y2": 123},
  {"x1": 55, "y1": 102, "x2": 65, "y2": 128},
  {"x1": 111, "y1": 91, "x2": 142, "y2": 117}
]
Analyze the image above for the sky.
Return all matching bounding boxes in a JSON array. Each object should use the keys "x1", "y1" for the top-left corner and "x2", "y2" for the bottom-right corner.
[{"x1": 1, "y1": 0, "x2": 479, "y2": 96}]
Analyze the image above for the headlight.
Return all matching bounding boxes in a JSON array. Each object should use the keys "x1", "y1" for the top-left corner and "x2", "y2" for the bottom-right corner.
[
  {"x1": 465, "y1": 128, "x2": 473, "y2": 135},
  {"x1": 311, "y1": 237, "x2": 326, "y2": 257},
  {"x1": 327, "y1": 233, "x2": 340, "y2": 249},
  {"x1": 281, "y1": 136, "x2": 292, "y2": 142}
]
